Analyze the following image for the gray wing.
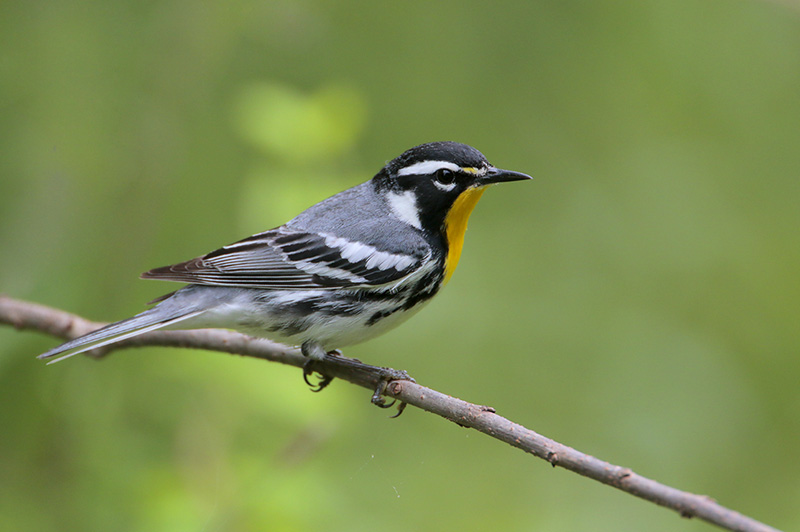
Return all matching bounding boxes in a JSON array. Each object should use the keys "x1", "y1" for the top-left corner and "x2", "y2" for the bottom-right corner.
[{"x1": 141, "y1": 228, "x2": 428, "y2": 290}]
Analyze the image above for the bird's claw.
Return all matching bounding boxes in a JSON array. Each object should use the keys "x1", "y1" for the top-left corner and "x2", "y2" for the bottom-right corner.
[
  {"x1": 302, "y1": 359, "x2": 333, "y2": 392},
  {"x1": 371, "y1": 379, "x2": 397, "y2": 409},
  {"x1": 370, "y1": 370, "x2": 414, "y2": 417},
  {"x1": 301, "y1": 343, "x2": 340, "y2": 392}
]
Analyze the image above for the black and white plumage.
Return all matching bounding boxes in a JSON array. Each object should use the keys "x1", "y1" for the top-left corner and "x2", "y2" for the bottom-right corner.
[
  {"x1": 144, "y1": 227, "x2": 426, "y2": 289},
  {"x1": 39, "y1": 142, "x2": 531, "y2": 364}
]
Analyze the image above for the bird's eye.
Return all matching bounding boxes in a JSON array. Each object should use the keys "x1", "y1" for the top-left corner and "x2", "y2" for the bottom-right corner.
[{"x1": 435, "y1": 168, "x2": 456, "y2": 186}]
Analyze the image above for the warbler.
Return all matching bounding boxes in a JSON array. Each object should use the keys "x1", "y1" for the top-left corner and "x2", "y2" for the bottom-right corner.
[{"x1": 39, "y1": 142, "x2": 531, "y2": 401}]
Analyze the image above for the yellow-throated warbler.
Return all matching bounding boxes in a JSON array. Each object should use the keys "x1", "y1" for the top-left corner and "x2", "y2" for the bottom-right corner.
[{"x1": 40, "y1": 142, "x2": 531, "y2": 404}]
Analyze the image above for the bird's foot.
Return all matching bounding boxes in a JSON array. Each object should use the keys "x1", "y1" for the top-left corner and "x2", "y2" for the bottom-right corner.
[
  {"x1": 300, "y1": 342, "x2": 414, "y2": 416},
  {"x1": 301, "y1": 344, "x2": 339, "y2": 392},
  {"x1": 370, "y1": 368, "x2": 415, "y2": 418}
]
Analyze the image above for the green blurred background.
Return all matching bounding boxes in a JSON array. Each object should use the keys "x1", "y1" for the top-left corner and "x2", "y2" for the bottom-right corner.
[{"x1": 1, "y1": 1, "x2": 799, "y2": 531}]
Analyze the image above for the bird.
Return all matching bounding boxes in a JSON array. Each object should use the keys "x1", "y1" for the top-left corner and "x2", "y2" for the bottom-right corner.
[{"x1": 39, "y1": 141, "x2": 531, "y2": 406}]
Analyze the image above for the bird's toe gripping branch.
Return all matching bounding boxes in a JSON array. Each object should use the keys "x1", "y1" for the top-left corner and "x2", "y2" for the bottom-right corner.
[
  {"x1": 369, "y1": 367, "x2": 415, "y2": 418},
  {"x1": 300, "y1": 342, "x2": 415, "y2": 417}
]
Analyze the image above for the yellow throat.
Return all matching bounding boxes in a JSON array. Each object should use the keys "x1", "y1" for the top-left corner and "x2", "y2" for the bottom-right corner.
[{"x1": 443, "y1": 186, "x2": 485, "y2": 284}]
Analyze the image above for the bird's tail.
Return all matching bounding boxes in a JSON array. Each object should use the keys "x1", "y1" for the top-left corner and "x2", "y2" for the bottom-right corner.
[{"x1": 38, "y1": 306, "x2": 205, "y2": 364}]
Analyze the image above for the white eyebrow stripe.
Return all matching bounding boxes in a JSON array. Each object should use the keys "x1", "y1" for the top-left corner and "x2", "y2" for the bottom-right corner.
[{"x1": 396, "y1": 160, "x2": 461, "y2": 176}]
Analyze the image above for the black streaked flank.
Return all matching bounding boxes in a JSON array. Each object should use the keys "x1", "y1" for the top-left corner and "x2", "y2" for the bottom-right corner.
[
  {"x1": 400, "y1": 270, "x2": 443, "y2": 311},
  {"x1": 366, "y1": 307, "x2": 402, "y2": 327}
]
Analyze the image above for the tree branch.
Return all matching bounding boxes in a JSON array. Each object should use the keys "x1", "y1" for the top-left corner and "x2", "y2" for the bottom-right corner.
[{"x1": 0, "y1": 294, "x2": 781, "y2": 532}]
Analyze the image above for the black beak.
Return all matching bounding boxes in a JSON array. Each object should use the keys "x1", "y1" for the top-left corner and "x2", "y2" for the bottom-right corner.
[{"x1": 480, "y1": 167, "x2": 533, "y2": 185}]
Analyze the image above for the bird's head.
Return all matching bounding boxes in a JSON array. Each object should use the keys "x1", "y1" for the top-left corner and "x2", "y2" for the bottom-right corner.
[
  {"x1": 374, "y1": 141, "x2": 531, "y2": 233},
  {"x1": 374, "y1": 141, "x2": 531, "y2": 281}
]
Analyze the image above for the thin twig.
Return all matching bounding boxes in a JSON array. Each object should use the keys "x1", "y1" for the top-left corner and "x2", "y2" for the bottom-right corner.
[{"x1": 0, "y1": 294, "x2": 782, "y2": 532}]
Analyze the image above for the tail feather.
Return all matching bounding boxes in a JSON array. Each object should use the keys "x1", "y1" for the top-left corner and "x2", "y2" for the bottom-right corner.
[{"x1": 38, "y1": 308, "x2": 205, "y2": 364}]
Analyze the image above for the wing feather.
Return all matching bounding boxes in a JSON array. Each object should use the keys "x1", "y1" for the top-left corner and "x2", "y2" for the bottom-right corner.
[{"x1": 141, "y1": 228, "x2": 427, "y2": 290}]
